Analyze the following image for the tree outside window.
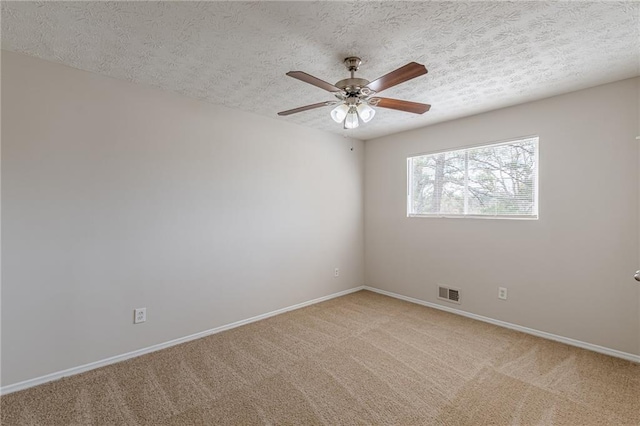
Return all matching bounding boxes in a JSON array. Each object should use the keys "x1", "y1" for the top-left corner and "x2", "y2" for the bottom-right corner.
[{"x1": 408, "y1": 137, "x2": 538, "y2": 218}]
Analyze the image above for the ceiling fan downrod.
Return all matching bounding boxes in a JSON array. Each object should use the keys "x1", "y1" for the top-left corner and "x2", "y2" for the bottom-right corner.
[
  {"x1": 344, "y1": 56, "x2": 362, "y2": 78},
  {"x1": 336, "y1": 57, "x2": 371, "y2": 96}
]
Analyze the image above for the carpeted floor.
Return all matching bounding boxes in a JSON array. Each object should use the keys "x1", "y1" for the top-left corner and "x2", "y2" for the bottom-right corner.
[{"x1": 1, "y1": 290, "x2": 639, "y2": 425}]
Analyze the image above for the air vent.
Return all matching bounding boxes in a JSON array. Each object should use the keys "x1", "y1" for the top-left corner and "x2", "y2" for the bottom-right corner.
[{"x1": 437, "y1": 285, "x2": 461, "y2": 304}]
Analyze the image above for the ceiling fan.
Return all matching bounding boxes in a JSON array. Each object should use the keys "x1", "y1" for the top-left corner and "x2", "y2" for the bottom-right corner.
[{"x1": 278, "y1": 57, "x2": 430, "y2": 129}]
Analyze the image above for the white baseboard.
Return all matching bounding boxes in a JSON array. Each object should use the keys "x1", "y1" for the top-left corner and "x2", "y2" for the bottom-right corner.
[
  {"x1": 0, "y1": 286, "x2": 365, "y2": 395},
  {"x1": 364, "y1": 286, "x2": 640, "y2": 364}
]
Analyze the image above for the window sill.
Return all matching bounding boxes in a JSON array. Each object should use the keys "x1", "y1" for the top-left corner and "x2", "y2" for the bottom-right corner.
[{"x1": 407, "y1": 214, "x2": 538, "y2": 220}]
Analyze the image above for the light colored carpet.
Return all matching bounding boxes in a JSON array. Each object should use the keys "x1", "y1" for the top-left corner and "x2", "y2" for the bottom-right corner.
[{"x1": 1, "y1": 290, "x2": 639, "y2": 425}]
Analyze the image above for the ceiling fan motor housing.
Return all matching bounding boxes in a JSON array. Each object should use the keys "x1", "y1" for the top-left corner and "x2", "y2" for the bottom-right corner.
[{"x1": 335, "y1": 78, "x2": 371, "y2": 96}]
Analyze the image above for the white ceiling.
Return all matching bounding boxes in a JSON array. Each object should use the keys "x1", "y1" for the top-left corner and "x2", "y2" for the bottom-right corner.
[{"x1": 2, "y1": 1, "x2": 639, "y2": 140}]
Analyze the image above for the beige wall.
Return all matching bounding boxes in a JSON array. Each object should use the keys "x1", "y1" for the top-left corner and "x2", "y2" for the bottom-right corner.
[
  {"x1": 637, "y1": 82, "x2": 640, "y2": 346},
  {"x1": 1, "y1": 51, "x2": 364, "y2": 386},
  {"x1": 365, "y1": 78, "x2": 640, "y2": 355},
  {"x1": 2, "y1": 50, "x2": 638, "y2": 388}
]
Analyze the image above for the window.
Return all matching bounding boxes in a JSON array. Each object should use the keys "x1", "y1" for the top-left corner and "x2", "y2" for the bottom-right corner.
[{"x1": 407, "y1": 137, "x2": 538, "y2": 219}]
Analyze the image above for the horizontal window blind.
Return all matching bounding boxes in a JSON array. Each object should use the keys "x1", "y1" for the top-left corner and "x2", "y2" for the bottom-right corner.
[{"x1": 407, "y1": 137, "x2": 538, "y2": 218}]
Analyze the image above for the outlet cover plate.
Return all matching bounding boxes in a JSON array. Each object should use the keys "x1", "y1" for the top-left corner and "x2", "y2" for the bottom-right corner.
[
  {"x1": 134, "y1": 308, "x2": 146, "y2": 324},
  {"x1": 498, "y1": 287, "x2": 508, "y2": 300}
]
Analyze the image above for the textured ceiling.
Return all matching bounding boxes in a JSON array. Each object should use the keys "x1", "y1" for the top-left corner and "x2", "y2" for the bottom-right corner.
[{"x1": 2, "y1": 1, "x2": 639, "y2": 140}]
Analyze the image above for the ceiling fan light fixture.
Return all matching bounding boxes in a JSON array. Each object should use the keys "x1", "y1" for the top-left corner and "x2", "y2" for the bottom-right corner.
[
  {"x1": 357, "y1": 102, "x2": 376, "y2": 123},
  {"x1": 344, "y1": 108, "x2": 359, "y2": 129},
  {"x1": 330, "y1": 104, "x2": 349, "y2": 123}
]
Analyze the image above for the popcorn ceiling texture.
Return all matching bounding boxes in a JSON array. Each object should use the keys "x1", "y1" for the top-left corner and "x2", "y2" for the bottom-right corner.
[{"x1": 2, "y1": 1, "x2": 639, "y2": 140}]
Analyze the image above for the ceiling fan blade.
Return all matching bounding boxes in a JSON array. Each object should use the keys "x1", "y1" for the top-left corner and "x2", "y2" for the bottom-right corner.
[
  {"x1": 371, "y1": 97, "x2": 431, "y2": 114},
  {"x1": 277, "y1": 101, "x2": 336, "y2": 116},
  {"x1": 366, "y1": 62, "x2": 428, "y2": 93},
  {"x1": 286, "y1": 71, "x2": 341, "y2": 92}
]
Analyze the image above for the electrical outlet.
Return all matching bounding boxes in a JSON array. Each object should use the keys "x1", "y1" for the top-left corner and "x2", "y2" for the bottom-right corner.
[
  {"x1": 498, "y1": 287, "x2": 508, "y2": 300},
  {"x1": 334, "y1": 268, "x2": 340, "y2": 277},
  {"x1": 134, "y1": 308, "x2": 146, "y2": 324}
]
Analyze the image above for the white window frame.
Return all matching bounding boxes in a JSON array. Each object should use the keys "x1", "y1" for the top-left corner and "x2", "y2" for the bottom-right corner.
[{"x1": 407, "y1": 136, "x2": 539, "y2": 220}]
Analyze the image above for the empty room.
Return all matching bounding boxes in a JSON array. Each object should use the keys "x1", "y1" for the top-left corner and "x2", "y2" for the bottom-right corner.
[{"x1": 1, "y1": 1, "x2": 639, "y2": 425}]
